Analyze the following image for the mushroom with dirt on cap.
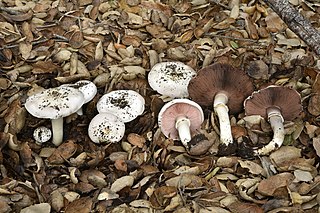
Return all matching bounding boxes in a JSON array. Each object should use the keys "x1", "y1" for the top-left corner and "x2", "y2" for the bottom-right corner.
[
  {"x1": 25, "y1": 86, "x2": 85, "y2": 146},
  {"x1": 60, "y1": 80, "x2": 97, "y2": 115},
  {"x1": 158, "y1": 99, "x2": 204, "y2": 147},
  {"x1": 33, "y1": 126, "x2": 52, "y2": 145},
  {"x1": 88, "y1": 113, "x2": 125, "y2": 143},
  {"x1": 148, "y1": 61, "x2": 196, "y2": 98},
  {"x1": 97, "y1": 90, "x2": 145, "y2": 123},
  {"x1": 188, "y1": 63, "x2": 254, "y2": 153},
  {"x1": 244, "y1": 85, "x2": 302, "y2": 155}
]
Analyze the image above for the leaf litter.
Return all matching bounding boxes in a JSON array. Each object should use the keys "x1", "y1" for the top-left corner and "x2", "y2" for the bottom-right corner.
[{"x1": 0, "y1": 0, "x2": 320, "y2": 212}]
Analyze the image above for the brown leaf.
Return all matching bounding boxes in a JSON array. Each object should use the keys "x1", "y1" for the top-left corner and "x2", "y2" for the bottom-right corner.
[
  {"x1": 308, "y1": 94, "x2": 320, "y2": 116},
  {"x1": 32, "y1": 60, "x2": 60, "y2": 74},
  {"x1": 21, "y1": 22, "x2": 34, "y2": 42},
  {"x1": 4, "y1": 99, "x2": 26, "y2": 134},
  {"x1": 265, "y1": 11, "x2": 285, "y2": 32},
  {"x1": 165, "y1": 174, "x2": 203, "y2": 188},
  {"x1": 176, "y1": 30, "x2": 194, "y2": 43},
  {"x1": 19, "y1": 41, "x2": 32, "y2": 60},
  {"x1": 257, "y1": 172, "x2": 294, "y2": 196},
  {"x1": 19, "y1": 143, "x2": 34, "y2": 167},
  {"x1": 114, "y1": 159, "x2": 128, "y2": 172},
  {"x1": 1, "y1": 10, "x2": 33, "y2": 22},
  {"x1": 140, "y1": 1, "x2": 173, "y2": 16},
  {"x1": 150, "y1": 186, "x2": 177, "y2": 208},
  {"x1": 69, "y1": 31, "x2": 84, "y2": 49},
  {"x1": 312, "y1": 137, "x2": 320, "y2": 157},
  {"x1": 228, "y1": 201, "x2": 264, "y2": 213},
  {"x1": 47, "y1": 140, "x2": 77, "y2": 164},
  {"x1": 73, "y1": 182, "x2": 96, "y2": 194},
  {"x1": 127, "y1": 133, "x2": 146, "y2": 148},
  {"x1": 65, "y1": 197, "x2": 93, "y2": 213}
]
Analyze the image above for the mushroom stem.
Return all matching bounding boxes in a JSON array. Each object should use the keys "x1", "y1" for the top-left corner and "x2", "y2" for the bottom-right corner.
[
  {"x1": 175, "y1": 116, "x2": 191, "y2": 147},
  {"x1": 76, "y1": 108, "x2": 83, "y2": 115},
  {"x1": 255, "y1": 108, "x2": 285, "y2": 155},
  {"x1": 51, "y1": 118, "x2": 64, "y2": 146},
  {"x1": 214, "y1": 92, "x2": 233, "y2": 146}
]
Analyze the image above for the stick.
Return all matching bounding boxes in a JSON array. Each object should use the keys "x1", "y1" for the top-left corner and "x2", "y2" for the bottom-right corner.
[{"x1": 264, "y1": 0, "x2": 320, "y2": 56}]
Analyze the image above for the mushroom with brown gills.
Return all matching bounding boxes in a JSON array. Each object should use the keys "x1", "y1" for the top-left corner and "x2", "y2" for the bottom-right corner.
[
  {"x1": 244, "y1": 85, "x2": 302, "y2": 155},
  {"x1": 188, "y1": 63, "x2": 254, "y2": 152}
]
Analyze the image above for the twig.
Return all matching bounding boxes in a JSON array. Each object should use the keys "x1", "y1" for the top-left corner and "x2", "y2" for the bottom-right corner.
[
  {"x1": 264, "y1": 0, "x2": 320, "y2": 56},
  {"x1": 0, "y1": 38, "x2": 49, "y2": 50},
  {"x1": 205, "y1": 33, "x2": 260, "y2": 43}
]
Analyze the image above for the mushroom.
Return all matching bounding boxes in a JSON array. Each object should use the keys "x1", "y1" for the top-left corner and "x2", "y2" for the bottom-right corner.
[
  {"x1": 188, "y1": 63, "x2": 254, "y2": 150},
  {"x1": 60, "y1": 80, "x2": 97, "y2": 115},
  {"x1": 88, "y1": 113, "x2": 125, "y2": 143},
  {"x1": 244, "y1": 85, "x2": 302, "y2": 155},
  {"x1": 148, "y1": 61, "x2": 196, "y2": 98},
  {"x1": 158, "y1": 99, "x2": 204, "y2": 147},
  {"x1": 97, "y1": 90, "x2": 145, "y2": 123},
  {"x1": 33, "y1": 126, "x2": 52, "y2": 145},
  {"x1": 25, "y1": 87, "x2": 85, "y2": 146}
]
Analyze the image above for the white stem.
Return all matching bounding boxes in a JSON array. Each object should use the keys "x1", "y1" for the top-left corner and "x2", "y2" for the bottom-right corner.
[
  {"x1": 51, "y1": 118, "x2": 64, "y2": 146},
  {"x1": 175, "y1": 116, "x2": 191, "y2": 147},
  {"x1": 76, "y1": 108, "x2": 83, "y2": 115},
  {"x1": 255, "y1": 108, "x2": 284, "y2": 155},
  {"x1": 214, "y1": 93, "x2": 233, "y2": 146}
]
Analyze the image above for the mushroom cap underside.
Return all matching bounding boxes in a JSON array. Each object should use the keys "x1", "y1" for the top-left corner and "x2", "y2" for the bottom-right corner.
[
  {"x1": 188, "y1": 63, "x2": 254, "y2": 114},
  {"x1": 158, "y1": 99, "x2": 204, "y2": 140},
  {"x1": 244, "y1": 86, "x2": 302, "y2": 120},
  {"x1": 25, "y1": 87, "x2": 85, "y2": 119}
]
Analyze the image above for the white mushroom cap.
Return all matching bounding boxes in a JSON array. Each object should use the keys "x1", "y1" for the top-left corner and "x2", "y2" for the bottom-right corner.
[
  {"x1": 25, "y1": 87, "x2": 85, "y2": 119},
  {"x1": 33, "y1": 126, "x2": 52, "y2": 144},
  {"x1": 60, "y1": 80, "x2": 97, "y2": 104},
  {"x1": 25, "y1": 86, "x2": 85, "y2": 146},
  {"x1": 88, "y1": 113, "x2": 125, "y2": 143},
  {"x1": 97, "y1": 90, "x2": 145, "y2": 123},
  {"x1": 148, "y1": 61, "x2": 196, "y2": 98}
]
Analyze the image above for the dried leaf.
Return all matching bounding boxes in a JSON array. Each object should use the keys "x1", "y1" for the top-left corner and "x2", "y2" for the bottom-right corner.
[
  {"x1": 111, "y1": 175, "x2": 134, "y2": 192},
  {"x1": 19, "y1": 41, "x2": 32, "y2": 60},
  {"x1": 257, "y1": 173, "x2": 294, "y2": 196},
  {"x1": 47, "y1": 140, "x2": 77, "y2": 164},
  {"x1": 20, "y1": 203, "x2": 51, "y2": 213},
  {"x1": 65, "y1": 197, "x2": 92, "y2": 213},
  {"x1": 1, "y1": 10, "x2": 33, "y2": 22}
]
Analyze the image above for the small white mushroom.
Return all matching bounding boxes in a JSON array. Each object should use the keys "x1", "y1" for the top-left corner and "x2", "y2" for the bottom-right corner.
[
  {"x1": 88, "y1": 113, "x2": 125, "y2": 143},
  {"x1": 97, "y1": 90, "x2": 145, "y2": 123},
  {"x1": 25, "y1": 87, "x2": 85, "y2": 146},
  {"x1": 148, "y1": 61, "x2": 196, "y2": 98},
  {"x1": 33, "y1": 126, "x2": 52, "y2": 145}
]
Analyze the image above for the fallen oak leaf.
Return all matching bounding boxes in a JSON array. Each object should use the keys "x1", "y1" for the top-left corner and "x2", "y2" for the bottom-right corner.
[
  {"x1": 47, "y1": 140, "x2": 77, "y2": 164},
  {"x1": 1, "y1": 10, "x2": 33, "y2": 22}
]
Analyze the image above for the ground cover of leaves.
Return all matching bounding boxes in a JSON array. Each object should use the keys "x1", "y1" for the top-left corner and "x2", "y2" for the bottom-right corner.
[{"x1": 0, "y1": 0, "x2": 320, "y2": 212}]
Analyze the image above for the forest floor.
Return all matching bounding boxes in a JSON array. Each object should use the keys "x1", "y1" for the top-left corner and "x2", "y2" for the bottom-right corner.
[{"x1": 0, "y1": 0, "x2": 320, "y2": 212}]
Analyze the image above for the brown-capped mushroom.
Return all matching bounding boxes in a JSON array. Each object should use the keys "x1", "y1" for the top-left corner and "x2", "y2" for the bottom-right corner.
[
  {"x1": 188, "y1": 63, "x2": 254, "y2": 150},
  {"x1": 244, "y1": 85, "x2": 302, "y2": 155}
]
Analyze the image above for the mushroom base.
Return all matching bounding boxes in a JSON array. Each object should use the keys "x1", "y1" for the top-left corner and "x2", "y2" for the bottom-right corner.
[{"x1": 254, "y1": 108, "x2": 285, "y2": 155}]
